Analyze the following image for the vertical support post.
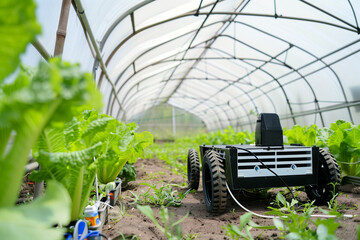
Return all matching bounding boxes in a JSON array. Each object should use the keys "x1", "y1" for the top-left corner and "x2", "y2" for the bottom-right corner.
[
  {"x1": 33, "y1": 181, "x2": 44, "y2": 198},
  {"x1": 54, "y1": 0, "x2": 72, "y2": 56},
  {"x1": 172, "y1": 107, "x2": 176, "y2": 137},
  {"x1": 33, "y1": 165, "x2": 44, "y2": 199}
]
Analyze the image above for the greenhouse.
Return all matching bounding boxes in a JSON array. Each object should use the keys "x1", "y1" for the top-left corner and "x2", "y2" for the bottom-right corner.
[{"x1": 1, "y1": 0, "x2": 360, "y2": 239}]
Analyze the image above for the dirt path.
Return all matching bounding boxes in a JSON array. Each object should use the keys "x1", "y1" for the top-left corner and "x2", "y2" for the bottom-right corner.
[{"x1": 103, "y1": 158, "x2": 360, "y2": 240}]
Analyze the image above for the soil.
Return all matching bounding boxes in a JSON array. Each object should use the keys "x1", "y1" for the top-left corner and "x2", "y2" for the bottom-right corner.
[
  {"x1": 17, "y1": 172, "x2": 36, "y2": 204},
  {"x1": 104, "y1": 158, "x2": 360, "y2": 240}
]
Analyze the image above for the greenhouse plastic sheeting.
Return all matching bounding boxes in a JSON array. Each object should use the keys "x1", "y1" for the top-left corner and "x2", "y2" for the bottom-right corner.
[{"x1": 23, "y1": 0, "x2": 360, "y2": 131}]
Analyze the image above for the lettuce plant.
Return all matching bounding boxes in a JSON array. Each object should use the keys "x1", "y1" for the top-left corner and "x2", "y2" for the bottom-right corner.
[
  {"x1": 283, "y1": 122, "x2": 360, "y2": 176},
  {"x1": 31, "y1": 110, "x2": 153, "y2": 220},
  {"x1": 283, "y1": 125, "x2": 318, "y2": 146},
  {"x1": 0, "y1": 181, "x2": 71, "y2": 240},
  {"x1": 0, "y1": 58, "x2": 102, "y2": 207},
  {"x1": 30, "y1": 111, "x2": 109, "y2": 221},
  {"x1": 327, "y1": 120, "x2": 360, "y2": 176},
  {"x1": 64, "y1": 110, "x2": 153, "y2": 184},
  {"x1": 0, "y1": 0, "x2": 41, "y2": 81},
  {"x1": 31, "y1": 144, "x2": 102, "y2": 221},
  {"x1": 118, "y1": 163, "x2": 137, "y2": 184},
  {"x1": 0, "y1": 0, "x2": 102, "y2": 238}
]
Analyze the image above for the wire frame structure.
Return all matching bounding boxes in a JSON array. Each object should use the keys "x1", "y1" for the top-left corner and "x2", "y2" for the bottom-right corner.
[{"x1": 24, "y1": 0, "x2": 360, "y2": 131}]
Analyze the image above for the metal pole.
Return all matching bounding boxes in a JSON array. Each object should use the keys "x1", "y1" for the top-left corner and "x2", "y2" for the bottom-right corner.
[
  {"x1": 54, "y1": 0, "x2": 71, "y2": 56},
  {"x1": 31, "y1": 38, "x2": 52, "y2": 60},
  {"x1": 73, "y1": 0, "x2": 124, "y2": 115},
  {"x1": 24, "y1": 158, "x2": 41, "y2": 197}
]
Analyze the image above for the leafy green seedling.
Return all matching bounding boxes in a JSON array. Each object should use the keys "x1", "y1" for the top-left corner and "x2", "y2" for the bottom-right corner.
[
  {"x1": 117, "y1": 232, "x2": 140, "y2": 240},
  {"x1": 183, "y1": 233, "x2": 199, "y2": 239},
  {"x1": 119, "y1": 202, "x2": 127, "y2": 218},
  {"x1": 137, "y1": 205, "x2": 189, "y2": 240},
  {"x1": 222, "y1": 212, "x2": 275, "y2": 240},
  {"x1": 267, "y1": 192, "x2": 340, "y2": 239},
  {"x1": 118, "y1": 163, "x2": 137, "y2": 183},
  {"x1": 129, "y1": 182, "x2": 190, "y2": 207}
]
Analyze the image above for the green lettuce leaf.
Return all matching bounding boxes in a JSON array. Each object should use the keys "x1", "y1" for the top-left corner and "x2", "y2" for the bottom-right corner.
[
  {"x1": 0, "y1": 181, "x2": 71, "y2": 240},
  {"x1": 0, "y1": 58, "x2": 102, "y2": 207},
  {"x1": 0, "y1": 0, "x2": 41, "y2": 82},
  {"x1": 31, "y1": 143, "x2": 102, "y2": 221}
]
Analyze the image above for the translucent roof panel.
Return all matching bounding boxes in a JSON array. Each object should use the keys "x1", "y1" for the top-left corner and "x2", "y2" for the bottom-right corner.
[{"x1": 25, "y1": 0, "x2": 360, "y2": 131}]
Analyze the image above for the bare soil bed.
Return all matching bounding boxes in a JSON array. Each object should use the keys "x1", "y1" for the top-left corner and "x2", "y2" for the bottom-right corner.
[{"x1": 104, "y1": 158, "x2": 360, "y2": 240}]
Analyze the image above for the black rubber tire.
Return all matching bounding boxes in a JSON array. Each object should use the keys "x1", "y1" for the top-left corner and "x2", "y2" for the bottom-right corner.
[
  {"x1": 187, "y1": 149, "x2": 200, "y2": 190},
  {"x1": 202, "y1": 150, "x2": 227, "y2": 213},
  {"x1": 305, "y1": 148, "x2": 341, "y2": 205}
]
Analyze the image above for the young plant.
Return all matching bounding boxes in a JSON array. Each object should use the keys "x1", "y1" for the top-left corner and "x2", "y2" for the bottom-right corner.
[
  {"x1": 116, "y1": 233, "x2": 140, "y2": 240},
  {"x1": 183, "y1": 233, "x2": 199, "y2": 239},
  {"x1": 129, "y1": 182, "x2": 190, "y2": 207},
  {"x1": 118, "y1": 163, "x2": 137, "y2": 184},
  {"x1": 222, "y1": 212, "x2": 275, "y2": 240},
  {"x1": 327, "y1": 183, "x2": 343, "y2": 211},
  {"x1": 137, "y1": 205, "x2": 189, "y2": 240},
  {"x1": 267, "y1": 193, "x2": 340, "y2": 239}
]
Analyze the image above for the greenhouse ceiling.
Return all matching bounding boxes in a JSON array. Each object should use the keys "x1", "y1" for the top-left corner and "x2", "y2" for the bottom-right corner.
[{"x1": 25, "y1": 0, "x2": 360, "y2": 131}]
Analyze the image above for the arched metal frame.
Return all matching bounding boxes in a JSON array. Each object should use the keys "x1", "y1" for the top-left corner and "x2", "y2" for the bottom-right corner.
[{"x1": 77, "y1": 0, "x2": 360, "y2": 130}]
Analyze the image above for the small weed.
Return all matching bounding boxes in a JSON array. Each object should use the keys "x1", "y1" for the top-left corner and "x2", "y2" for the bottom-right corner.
[
  {"x1": 119, "y1": 202, "x2": 127, "y2": 217},
  {"x1": 144, "y1": 171, "x2": 167, "y2": 180},
  {"x1": 110, "y1": 203, "x2": 127, "y2": 224},
  {"x1": 267, "y1": 192, "x2": 340, "y2": 239},
  {"x1": 327, "y1": 182, "x2": 343, "y2": 210},
  {"x1": 129, "y1": 182, "x2": 191, "y2": 207},
  {"x1": 222, "y1": 212, "x2": 275, "y2": 240},
  {"x1": 137, "y1": 205, "x2": 189, "y2": 240},
  {"x1": 116, "y1": 233, "x2": 140, "y2": 240},
  {"x1": 183, "y1": 232, "x2": 199, "y2": 239}
]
